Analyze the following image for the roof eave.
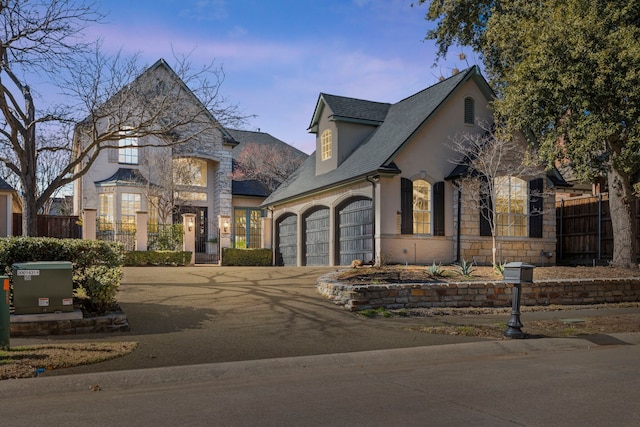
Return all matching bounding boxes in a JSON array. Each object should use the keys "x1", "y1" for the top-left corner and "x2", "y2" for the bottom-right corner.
[{"x1": 262, "y1": 167, "x2": 400, "y2": 208}]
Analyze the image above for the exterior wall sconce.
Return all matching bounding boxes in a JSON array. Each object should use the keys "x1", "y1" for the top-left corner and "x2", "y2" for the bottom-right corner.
[
  {"x1": 188, "y1": 218, "x2": 194, "y2": 232},
  {"x1": 223, "y1": 220, "x2": 230, "y2": 234}
]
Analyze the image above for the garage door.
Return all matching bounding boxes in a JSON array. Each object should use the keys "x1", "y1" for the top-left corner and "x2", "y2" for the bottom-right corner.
[
  {"x1": 338, "y1": 198, "x2": 373, "y2": 265},
  {"x1": 304, "y1": 207, "x2": 330, "y2": 266},
  {"x1": 276, "y1": 214, "x2": 297, "y2": 266}
]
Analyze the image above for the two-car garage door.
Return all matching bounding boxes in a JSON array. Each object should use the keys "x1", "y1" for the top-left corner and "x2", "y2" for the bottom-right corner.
[{"x1": 276, "y1": 197, "x2": 372, "y2": 266}]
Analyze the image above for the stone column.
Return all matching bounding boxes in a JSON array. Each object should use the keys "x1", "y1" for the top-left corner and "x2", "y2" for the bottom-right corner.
[
  {"x1": 82, "y1": 209, "x2": 97, "y2": 240},
  {"x1": 218, "y1": 215, "x2": 231, "y2": 265},
  {"x1": 135, "y1": 211, "x2": 148, "y2": 251},
  {"x1": 261, "y1": 217, "x2": 272, "y2": 249},
  {"x1": 182, "y1": 213, "x2": 196, "y2": 265}
]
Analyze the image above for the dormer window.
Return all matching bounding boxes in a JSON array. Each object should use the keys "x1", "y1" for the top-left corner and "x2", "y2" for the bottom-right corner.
[
  {"x1": 464, "y1": 97, "x2": 475, "y2": 124},
  {"x1": 321, "y1": 129, "x2": 332, "y2": 161}
]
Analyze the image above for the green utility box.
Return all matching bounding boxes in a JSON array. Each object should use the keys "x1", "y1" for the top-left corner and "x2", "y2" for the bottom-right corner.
[{"x1": 12, "y1": 261, "x2": 74, "y2": 315}]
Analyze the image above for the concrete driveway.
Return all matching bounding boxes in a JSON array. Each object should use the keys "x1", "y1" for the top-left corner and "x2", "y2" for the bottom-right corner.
[{"x1": 18, "y1": 266, "x2": 487, "y2": 376}]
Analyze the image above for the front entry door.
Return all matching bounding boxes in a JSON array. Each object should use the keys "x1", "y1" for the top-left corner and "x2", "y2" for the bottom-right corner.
[{"x1": 175, "y1": 207, "x2": 218, "y2": 264}]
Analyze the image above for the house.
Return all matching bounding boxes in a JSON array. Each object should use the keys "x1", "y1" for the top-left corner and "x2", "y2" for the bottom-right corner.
[
  {"x1": 73, "y1": 60, "x2": 303, "y2": 261},
  {"x1": 262, "y1": 66, "x2": 568, "y2": 267},
  {"x1": 227, "y1": 129, "x2": 307, "y2": 249},
  {"x1": 0, "y1": 177, "x2": 20, "y2": 237}
]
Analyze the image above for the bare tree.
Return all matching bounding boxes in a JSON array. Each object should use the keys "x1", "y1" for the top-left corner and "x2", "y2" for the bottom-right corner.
[
  {"x1": 232, "y1": 142, "x2": 307, "y2": 193},
  {"x1": 449, "y1": 122, "x2": 543, "y2": 266},
  {"x1": 135, "y1": 150, "x2": 207, "y2": 224},
  {"x1": 0, "y1": 1, "x2": 247, "y2": 236}
]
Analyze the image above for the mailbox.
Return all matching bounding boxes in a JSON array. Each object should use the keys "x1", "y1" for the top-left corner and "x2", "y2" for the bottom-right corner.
[{"x1": 503, "y1": 262, "x2": 535, "y2": 284}]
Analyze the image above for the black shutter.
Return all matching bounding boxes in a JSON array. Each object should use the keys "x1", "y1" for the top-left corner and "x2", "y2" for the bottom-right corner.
[
  {"x1": 401, "y1": 178, "x2": 413, "y2": 234},
  {"x1": 529, "y1": 177, "x2": 544, "y2": 238},
  {"x1": 479, "y1": 188, "x2": 492, "y2": 236},
  {"x1": 433, "y1": 181, "x2": 445, "y2": 236}
]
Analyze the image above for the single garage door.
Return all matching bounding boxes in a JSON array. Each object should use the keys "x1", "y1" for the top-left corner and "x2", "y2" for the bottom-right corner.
[
  {"x1": 277, "y1": 214, "x2": 297, "y2": 266},
  {"x1": 338, "y1": 198, "x2": 373, "y2": 265},
  {"x1": 304, "y1": 207, "x2": 330, "y2": 266}
]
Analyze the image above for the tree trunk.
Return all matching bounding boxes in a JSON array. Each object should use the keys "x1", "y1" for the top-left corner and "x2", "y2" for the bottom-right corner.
[
  {"x1": 21, "y1": 191, "x2": 39, "y2": 237},
  {"x1": 608, "y1": 166, "x2": 637, "y2": 268}
]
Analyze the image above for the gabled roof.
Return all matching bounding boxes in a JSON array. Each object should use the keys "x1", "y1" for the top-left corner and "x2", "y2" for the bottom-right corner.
[
  {"x1": 227, "y1": 129, "x2": 306, "y2": 161},
  {"x1": 0, "y1": 177, "x2": 15, "y2": 191},
  {"x1": 264, "y1": 66, "x2": 490, "y2": 206},
  {"x1": 308, "y1": 94, "x2": 391, "y2": 132},
  {"x1": 232, "y1": 180, "x2": 270, "y2": 198},
  {"x1": 95, "y1": 168, "x2": 149, "y2": 187}
]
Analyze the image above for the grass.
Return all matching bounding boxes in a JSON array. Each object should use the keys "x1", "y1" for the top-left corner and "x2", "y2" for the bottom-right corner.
[{"x1": 0, "y1": 342, "x2": 138, "y2": 380}]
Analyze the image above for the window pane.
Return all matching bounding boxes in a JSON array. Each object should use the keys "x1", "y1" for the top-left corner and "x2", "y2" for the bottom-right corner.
[
  {"x1": 121, "y1": 193, "x2": 141, "y2": 226},
  {"x1": 118, "y1": 134, "x2": 138, "y2": 164},
  {"x1": 412, "y1": 179, "x2": 431, "y2": 235},
  {"x1": 493, "y1": 176, "x2": 527, "y2": 236},
  {"x1": 173, "y1": 158, "x2": 207, "y2": 187},
  {"x1": 321, "y1": 130, "x2": 332, "y2": 161}
]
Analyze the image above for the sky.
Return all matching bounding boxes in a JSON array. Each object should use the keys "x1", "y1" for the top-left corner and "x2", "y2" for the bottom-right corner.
[{"x1": 86, "y1": 0, "x2": 477, "y2": 154}]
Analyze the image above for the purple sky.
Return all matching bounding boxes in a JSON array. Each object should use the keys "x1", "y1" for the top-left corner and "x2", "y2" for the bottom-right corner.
[{"x1": 86, "y1": 0, "x2": 477, "y2": 154}]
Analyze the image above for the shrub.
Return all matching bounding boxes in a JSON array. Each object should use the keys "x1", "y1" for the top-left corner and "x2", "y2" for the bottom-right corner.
[
  {"x1": 221, "y1": 248, "x2": 272, "y2": 266},
  {"x1": 74, "y1": 265, "x2": 123, "y2": 314},
  {"x1": 0, "y1": 237, "x2": 124, "y2": 314},
  {"x1": 428, "y1": 261, "x2": 445, "y2": 277},
  {"x1": 124, "y1": 251, "x2": 192, "y2": 266},
  {"x1": 458, "y1": 259, "x2": 476, "y2": 277}
]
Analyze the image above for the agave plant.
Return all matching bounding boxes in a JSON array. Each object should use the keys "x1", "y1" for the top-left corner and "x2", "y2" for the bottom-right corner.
[{"x1": 458, "y1": 259, "x2": 476, "y2": 277}]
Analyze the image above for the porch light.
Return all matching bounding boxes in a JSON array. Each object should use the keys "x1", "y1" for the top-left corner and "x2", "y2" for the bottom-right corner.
[
  {"x1": 223, "y1": 220, "x2": 230, "y2": 233},
  {"x1": 188, "y1": 218, "x2": 194, "y2": 231}
]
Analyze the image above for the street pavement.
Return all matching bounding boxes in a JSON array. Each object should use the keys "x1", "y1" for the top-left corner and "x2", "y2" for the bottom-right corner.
[{"x1": 2, "y1": 266, "x2": 640, "y2": 425}]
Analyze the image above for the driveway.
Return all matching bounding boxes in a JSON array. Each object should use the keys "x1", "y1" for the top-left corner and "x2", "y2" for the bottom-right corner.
[{"x1": 19, "y1": 266, "x2": 487, "y2": 376}]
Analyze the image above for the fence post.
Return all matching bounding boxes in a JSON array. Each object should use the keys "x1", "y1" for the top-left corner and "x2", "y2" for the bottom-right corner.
[
  {"x1": 597, "y1": 194, "x2": 602, "y2": 261},
  {"x1": 82, "y1": 209, "x2": 97, "y2": 240},
  {"x1": 135, "y1": 211, "x2": 148, "y2": 251},
  {"x1": 182, "y1": 213, "x2": 196, "y2": 265}
]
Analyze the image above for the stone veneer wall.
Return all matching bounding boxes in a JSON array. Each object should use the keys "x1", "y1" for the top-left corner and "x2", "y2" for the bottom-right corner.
[
  {"x1": 10, "y1": 312, "x2": 129, "y2": 337},
  {"x1": 317, "y1": 273, "x2": 640, "y2": 311},
  {"x1": 455, "y1": 182, "x2": 558, "y2": 266}
]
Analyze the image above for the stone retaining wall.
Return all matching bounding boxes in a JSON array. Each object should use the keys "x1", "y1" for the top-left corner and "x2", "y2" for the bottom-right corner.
[
  {"x1": 10, "y1": 312, "x2": 130, "y2": 336},
  {"x1": 317, "y1": 273, "x2": 640, "y2": 311}
]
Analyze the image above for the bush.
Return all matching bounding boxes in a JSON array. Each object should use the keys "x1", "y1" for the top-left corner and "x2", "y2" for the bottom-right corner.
[
  {"x1": 221, "y1": 248, "x2": 272, "y2": 266},
  {"x1": 124, "y1": 251, "x2": 192, "y2": 266},
  {"x1": 74, "y1": 265, "x2": 123, "y2": 314},
  {"x1": 0, "y1": 237, "x2": 124, "y2": 314}
]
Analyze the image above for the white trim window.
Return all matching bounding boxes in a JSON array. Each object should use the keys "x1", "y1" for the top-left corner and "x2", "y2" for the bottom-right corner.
[
  {"x1": 412, "y1": 179, "x2": 432, "y2": 235},
  {"x1": 494, "y1": 176, "x2": 527, "y2": 236},
  {"x1": 118, "y1": 130, "x2": 139, "y2": 164},
  {"x1": 321, "y1": 129, "x2": 332, "y2": 161}
]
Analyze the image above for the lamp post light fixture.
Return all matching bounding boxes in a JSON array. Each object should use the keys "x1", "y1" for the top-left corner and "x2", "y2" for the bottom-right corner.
[
  {"x1": 188, "y1": 218, "x2": 194, "y2": 232},
  {"x1": 502, "y1": 262, "x2": 535, "y2": 339}
]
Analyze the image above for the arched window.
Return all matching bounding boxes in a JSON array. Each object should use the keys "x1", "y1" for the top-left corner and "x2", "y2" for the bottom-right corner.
[
  {"x1": 321, "y1": 129, "x2": 332, "y2": 161},
  {"x1": 413, "y1": 179, "x2": 432, "y2": 234},
  {"x1": 494, "y1": 176, "x2": 527, "y2": 236},
  {"x1": 464, "y1": 97, "x2": 475, "y2": 125}
]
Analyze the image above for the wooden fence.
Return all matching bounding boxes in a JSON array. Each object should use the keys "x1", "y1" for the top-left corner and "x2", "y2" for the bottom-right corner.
[
  {"x1": 555, "y1": 194, "x2": 640, "y2": 263},
  {"x1": 12, "y1": 214, "x2": 82, "y2": 239}
]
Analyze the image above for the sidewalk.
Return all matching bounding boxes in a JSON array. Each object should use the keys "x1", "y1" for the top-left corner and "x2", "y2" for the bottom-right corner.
[{"x1": 3, "y1": 334, "x2": 640, "y2": 426}]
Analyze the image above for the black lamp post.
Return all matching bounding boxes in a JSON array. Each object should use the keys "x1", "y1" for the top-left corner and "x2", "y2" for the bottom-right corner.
[{"x1": 502, "y1": 262, "x2": 534, "y2": 339}]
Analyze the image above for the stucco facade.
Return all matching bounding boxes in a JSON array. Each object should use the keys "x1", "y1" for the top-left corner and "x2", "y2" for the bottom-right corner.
[{"x1": 264, "y1": 67, "x2": 567, "y2": 267}]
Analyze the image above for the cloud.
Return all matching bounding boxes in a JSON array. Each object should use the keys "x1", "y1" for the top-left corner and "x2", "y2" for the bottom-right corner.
[{"x1": 178, "y1": 0, "x2": 228, "y2": 21}]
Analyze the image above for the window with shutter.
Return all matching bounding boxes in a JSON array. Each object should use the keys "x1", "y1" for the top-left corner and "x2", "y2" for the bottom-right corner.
[
  {"x1": 464, "y1": 97, "x2": 475, "y2": 124},
  {"x1": 529, "y1": 178, "x2": 544, "y2": 238},
  {"x1": 433, "y1": 181, "x2": 445, "y2": 236},
  {"x1": 400, "y1": 178, "x2": 413, "y2": 234}
]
